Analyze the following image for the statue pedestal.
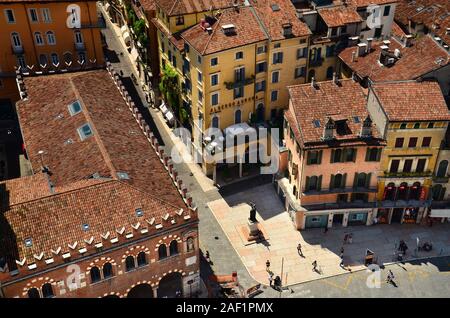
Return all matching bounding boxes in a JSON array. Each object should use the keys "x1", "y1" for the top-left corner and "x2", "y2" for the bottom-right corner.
[{"x1": 247, "y1": 219, "x2": 260, "y2": 238}]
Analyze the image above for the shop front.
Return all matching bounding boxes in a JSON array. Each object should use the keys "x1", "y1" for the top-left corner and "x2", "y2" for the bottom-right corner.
[
  {"x1": 305, "y1": 214, "x2": 328, "y2": 229},
  {"x1": 347, "y1": 211, "x2": 368, "y2": 226},
  {"x1": 376, "y1": 208, "x2": 390, "y2": 224},
  {"x1": 402, "y1": 207, "x2": 419, "y2": 224}
]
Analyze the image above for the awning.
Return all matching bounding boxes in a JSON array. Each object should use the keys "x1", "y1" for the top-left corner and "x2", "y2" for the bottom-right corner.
[
  {"x1": 429, "y1": 209, "x2": 450, "y2": 218},
  {"x1": 120, "y1": 25, "x2": 128, "y2": 34},
  {"x1": 123, "y1": 32, "x2": 131, "y2": 46},
  {"x1": 224, "y1": 122, "x2": 256, "y2": 137},
  {"x1": 130, "y1": 47, "x2": 139, "y2": 61}
]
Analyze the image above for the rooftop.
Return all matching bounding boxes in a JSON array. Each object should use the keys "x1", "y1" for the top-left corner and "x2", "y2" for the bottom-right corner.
[
  {"x1": 318, "y1": 5, "x2": 363, "y2": 28},
  {"x1": 370, "y1": 80, "x2": 450, "y2": 122},
  {"x1": 155, "y1": 0, "x2": 237, "y2": 16},
  {"x1": 347, "y1": 0, "x2": 398, "y2": 8},
  {"x1": 287, "y1": 79, "x2": 383, "y2": 148},
  {"x1": 339, "y1": 35, "x2": 450, "y2": 81}
]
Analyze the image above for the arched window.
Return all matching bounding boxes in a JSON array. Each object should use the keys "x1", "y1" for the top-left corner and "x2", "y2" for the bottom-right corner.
[
  {"x1": 169, "y1": 240, "x2": 178, "y2": 255},
  {"x1": 125, "y1": 255, "x2": 135, "y2": 272},
  {"x1": 432, "y1": 184, "x2": 445, "y2": 201},
  {"x1": 90, "y1": 266, "x2": 101, "y2": 283},
  {"x1": 11, "y1": 32, "x2": 21, "y2": 47},
  {"x1": 437, "y1": 160, "x2": 448, "y2": 177},
  {"x1": 397, "y1": 182, "x2": 409, "y2": 200},
  {"x1": 235, "y1": 109, "x2": 241, "y2": 124},
  {"x1": 51, "y1": 53, "x2": 59, "y2": 65},
  {"x1": 103, "y1": 262, "x2": 113, "y2": 279},
  {"x1": 326, "y1": 66, "x2": 334, "y2": 79},
  {"x1": 211, "y1": 116, "x2": 219, "y2": 129},
  {"x1": 384, "y1": 182, "x2": 396, "y2": 200},
  {"x1": 34, "y1": 32, "x2": 43, "y2": 45},
  {"x1": 186, "y1": 237, "x2": 195, "y2": 252},
  {"x1": 357, "y1": 173, "x2": 367, "y2": 188},
  {"x1": 41, "y1": 283, "x2": 54, "y2": 298},
  {"x1": 409, "y1": 182, "x2": 421, "y2": 200},
  {"x1": 158, "y1": 244, "x2": 168, "y2": 259},
  {"x1": 39, "y1": 54, "x2": 47, "y2": 66},
  {"x1": 137, "y1": 251, "x2": 147, "y2": 267},
  {"x1": 46, "y1": 31, "x2": 56, "y2": 45},
  {"x1": 27, "y1": 288, "x2": 40, "y2": 298},
  {"x1": 74, "y1": 30, "x2": 83, "y2": 44},
  {"x1": 63, "y1": 52, "x2": 72, "y2": 64},
  {"x1": 308, "y1": 176, "x2": 318, "y2": 191},
  {"x1": 334, "y1": 174, "x2": 343, "y2": 189},
  {"x1": 333, "y1": 149, "x2": 342, "y2": 162}
]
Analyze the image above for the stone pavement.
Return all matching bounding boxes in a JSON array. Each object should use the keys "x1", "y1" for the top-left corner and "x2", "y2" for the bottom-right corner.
[{"x1": 209, "y1": 183, "x2": 450, "y2": 287}]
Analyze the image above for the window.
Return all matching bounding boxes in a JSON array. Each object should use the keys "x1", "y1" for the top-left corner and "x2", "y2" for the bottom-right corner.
[
  {"x1": 5, "y1": 9, "x2": 15, "y2": 23},
  {"x1": 271, "y1": 90, "x2": 278, "y2": 102},
  {"x1": 197, "y1": 55, "x2": 202, "y2": 64},
  {"x1": 326, "y1": 45, "x2": 335, "y2": 57},
  {"x1": 210, "y1": 73, "x2": 218, "y2": 86},
  {"x1": 306, "y1": 175, "x2": 321, "y2": 191},
  {"x1": 235, "y1": 109, "x2": 241, "y2": 124},
  {"x1": 374, "y1": 27, "x2": 382, "y2": 38},
  {"x1": 416, "y1": 158, "x2": 426, "y2": 173},
  {"x1": 273, "y1": 52, "x2": 283, "y2": 64},
  {"x1": 68, "y1": 100, "x2": 82, "y2": 115},
  {"x1": 169, "y1": 240, "x2": 178, "y2": 255},
  {"x1": 198, "y1": 90, "x2": 203, "y2": 103},
  {"x1": 211, "y1": 92, "x2": 219, "y2": 106},
  {"x1": 63, "y1": 52, "x2": 72, "y2": 64},
  {"x1": 257, "y1": 45, "x2": 266, "y2": 54},
  {"x1": 210, "y1": 57, "x2": 218, "y2": 66},
  {"x1": 158, "y1": 244, "x2": 167, "y2": 259},
  {"x1": 235, "y1": 67, "x2": 245, "y2": 81},
  {"x1": 77, "y1": 123, "x2": 93, "y2": 140},
  {"x1": 103, "y1": 263, "x2": 113, "y2": 278},
  {"x1": 90, "y1": 266, "x2": 101, "y2": 283},
  {"x1": 403, "y1": 159, "x2": 413, "y2": 172},
  {"x1": 271, "y1": 71, "x2": 279, "y2": 83},
  {"x1": 306, "y1": 150, "x2": 322, "y2": 165},
  {"x1": 125, "y1": 256, "x2": 135, "y2": 271},
  {"x1": 234, "y1": 86, "x2": 244, "y2": 99},
  {"x1": 42, "y1": 283, "x2": 54, "y2": 298},
  {"x1": 29, "y1": 8, "x2": 38, "y2": 22},
  {"x1": 427, "y1": 122, "x2": 434, "y2": 129},
  {"x1": 345, "y1": 148, "x2": 356, "y2": 162},
  {"x1": 137, "y1": 252, "x2": 148, "y2": 267},
  {"x1": 212, "y1": 116, "x2": 219, "y2": 128},
  {"x1": 197, "y1": 70, "x2": 202, "y2": 83},
  {"x1": 383, "y1": 5, "x2": 391, "y2": 16},
  {"x1": 46, "y1": 31, "x2": 56, "y2": 45},
  {"x1": 331, "y1": 173, "x2": 346, "y2": 189},
  {"x1": 255, "y1": 80, "x2": 266, "y2": 92},
  {"x1": 326, "y1": 66, "x2": 334, "y2": 79},
  {"x1": 331, "y1": 149, "x2": 342, "y2": 163},
  {"x1": 34, "y1": 32, "x2": 43, "y2": 45},
  {"x1": 330, "y1": 27, "x2": 337, "y2": 37},
  {"x1": 235, "y1": 51, "x2": 243, "y2": 60},
  {"x1": 432, "y1": 184, "x2": 446, "y2": 201},
  {"x1": 408, "y1": 137, "x2": 418, "y2": 148},
  {"x1": 11, "y1": 32, "x2": 21, "y2": 47},
  {"x1": 256, "y1": 61, "x2": 267, "y2": 73},
  {"x1": 422, "y1": 137, "x2": 431, "y2": 147},
  {"x1": 394, "y1": 137, "x2": 404, "y2": 148},
  {"x1": 390, "y1": 159, "x2": 400, "y2": 173},
  {"x1": 341, "y1": 25, "x2": 347, "y2": 34},
  {"x1": 75, "y1": 30, "x2": 83, "y2": 44},
  {"x1": 51, "y1": 53, "x2": 59, "y2": 65},
  {"x1": 437, "y1": 160, "x2": 448, "y2": 177},
  {"x1": 187, "y1": 237, "x2": 195, "y2": 252},
  {"x1": 400, "y1": 123, "x2": 407, "y2": 129},
  {"x1": 413, "y1": 122, "x2": 420, "y2": 129},
  {"x1": 17, "y1": 56, "x2": 26, "y2": 69},
  {"x1": 297, "y1": 47, "x2": 307, "y2": 59},
  {"x1": 78, "y1": 52, "x2": 86, "y2": 64},
  {"x1": 274, "y1": 43, "x2": 281, "y2": 48},
  {"x1": 172, "y1": 55, "x2": 177, "y2": 68},
  {"x1": 355, "y1": 172, "x2": 368, "y2": 188},
  {"x1": 175, "y1": 15, "x2": 184, "y2": 25},
  {"x1": 42, "y1": 8, "x2": 51, "y2": 22},
  {"x1": 27, "y1": 288, "x2": 40, "y2": 298},
  {"x1": 295, "y1": 66, "x2": 306, "y2": 78}
]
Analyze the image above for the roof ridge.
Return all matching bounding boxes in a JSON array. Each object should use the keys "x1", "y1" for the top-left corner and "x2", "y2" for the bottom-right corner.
[{"x1": 202, "y1": 10, "x2": 225, "y2": 55}]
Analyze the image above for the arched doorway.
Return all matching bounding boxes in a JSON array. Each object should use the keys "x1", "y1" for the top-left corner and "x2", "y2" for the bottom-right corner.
[
  {"x1": 384, "y1": 183, "x2": 396, "y2": 200},
  {"x1": 158, "y1": 272, "x2": 183, "y2": 298},
  {"x1": 127, "y1": 284, "x2": 153, "y2": 298},
  {"x1": 397, "y1": 182, "x2": 408, "y2": 200}
]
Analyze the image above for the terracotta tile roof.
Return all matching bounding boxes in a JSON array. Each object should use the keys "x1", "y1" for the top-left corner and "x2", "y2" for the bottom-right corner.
[
  {"x1": 347, "y1": 0, "x2": 398, "y2": 8},
  {"x1": 0, "y1": 179, "x2": 191, "y2": 264},
  {"x1": 0, "y1": 173, "x2": 51, "y2": 208},
  {"x1": 249, "y1": 0, "x2": 311, "y2": 41},
  {"x1": 395, "y1": 0, "x2": 450, "y2": 45},
  {"x1": 139, "y1": 0, "x2": 157, "y2": 11},
  {"x1": 287, "y1": 79, "x2": 383, "y2": 148},
  {"x1": 370, "y1": 80, "x2": 450, "y2": 121},
  {"x1": 391, "y1": 21, "x2": 407, "y2": 38},
  {"x1": 318, "y1": 5, "x2": 363, "y2": 28},
  {"x1": 155, "y1": 0, "x2": 236, "y2": 16},
  {"x1": 181, "y1": 7, "x2": 267, "y2": 55},
  {"x1": 152, "y1": 17, "x2": 185, "y2": 51},
  {"x1": 16, "y1": 70, "x2": 185, "y2": 208},
  {"x1": 339, "y1": 35, "x2": 450, "y2": 81}
]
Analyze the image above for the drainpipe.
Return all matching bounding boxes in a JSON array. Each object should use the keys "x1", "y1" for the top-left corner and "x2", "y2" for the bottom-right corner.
[{"x1": 22, "y1": 4, "x2": 39, "y2": 68}]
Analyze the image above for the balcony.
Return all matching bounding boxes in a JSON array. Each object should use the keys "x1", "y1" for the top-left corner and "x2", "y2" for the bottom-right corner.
[
  {"x1": 303, "y1": 186, "x2": 378, "y2": 196},
  {"x1": 383, "y1": 170, "x2": 433, "y2": 178},
  {"x1": 74, "y1": 42, "x2": 85, "y2": 51},
  {"x1": 377, "y1": 199, "x2": 431, "y2": 208},
  {"x1": 302, "y1": 201, "x2": 375, "y2": 211},
  {"x1": 309, "y1": 57, "x2": 324, "y2": 67},
  {"x1": 224, "y1": 75, "x2": 255, "y2": 90},
  {"x1": 11, "y1": 45, "x2": 24, "y2": 55}
]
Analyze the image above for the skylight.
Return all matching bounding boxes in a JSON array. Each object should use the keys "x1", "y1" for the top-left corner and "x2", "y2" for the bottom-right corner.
[
  {"x1": 82, "y1": 223, "x2": 90, "y2": 231},
  {"x1": 353, "y1": 116, "x2": 360, "y2": 123},
  {"x1": 77, "y1": 123, "x2": 93, "y2": 140},
  {"x1": 68, "y1": 100, "x2": 82, "y2": 116},
  {"x1": 313, "y1": 120, "x2": 321, "y2": 128},
  {"x1": 24, "y1": 238, "x2": 32, "y2": 247},
  {"x1": 271, "y1": 4, "x2": 280, "y2": 11},
  {"x1": 135, "y1": 208, "x2": 144, "y2": 217},
  {"x1": 117, "y1": 172, "x2": 129, "y2": 180}
]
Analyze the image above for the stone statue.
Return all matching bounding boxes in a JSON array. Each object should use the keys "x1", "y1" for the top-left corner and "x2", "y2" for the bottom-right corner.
[{"x1": 249, "y1": 202, "x2": 257, "y2": 223}]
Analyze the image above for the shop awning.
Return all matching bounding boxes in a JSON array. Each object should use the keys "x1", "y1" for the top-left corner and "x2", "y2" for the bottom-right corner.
[
  {"x1": 224, "y1": 122, "x2": 256, "y2": 137},
  {"x1": 429, "y1": 209, "x2": 450, "y2": 218}
]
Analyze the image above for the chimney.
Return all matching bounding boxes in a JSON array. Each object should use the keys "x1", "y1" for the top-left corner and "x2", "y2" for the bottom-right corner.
[
  {"x1": 394, "y1": 48, "x2": 401, "y2": 58},
  {"x1": 332, "y1": 72, "x2": 339, "y2": 85},
  {"x1": 311, "y1": 76, "x2": 316, "y2": 88},
  {"x1": 446, "y1": 27, "x2": 450, "y2": 35},
  {"x1": 282, "y1": 23, "x2": 293, "y2": 37},
  {"x1": 383, "y1": 39, "x2": 391, "y2": 47},
  {"x1": 366, "y1": 38, "x2": 373, "y2": 53},
  {"x1": 356, "y1": 42, "x2": 367, "y2": 58},
  {"x1": 351, "y1": 51, "x2": 356, "y2": 62},
  {"x1": 323, "y1": 118, "x2": 335, "y2": 140},
  {"x1": 348, "y1": 36, "x2": 359, "y2": 47},
  {"x1": 233, "y1": 0, "x2": 239, "y2": 11},
  {"x1": 403, "y1": 34, "x2": 413, "y2": 47},
  {"x1": 360, "y1": 115, "x2": 372, "y2": 137}
]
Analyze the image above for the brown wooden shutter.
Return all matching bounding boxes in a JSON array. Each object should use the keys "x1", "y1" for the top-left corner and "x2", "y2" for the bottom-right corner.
[
  {"x1": 305, "y1": 176, "x2": 310, "y2": 191},
  {"x1": 329, "y1": 174, "x2": 335, "y2": 189},
  {"x1": 365, "y1": 173, "x2": 372, "y2": 188},
  {"x1": 352, "y1": 148, "x2": 357, "y2": 162},
  {"x1": 330, "y1": 149, "x2": 335, "y2": 163},
  {"x1": 376, "y1": 148, "x2": 382, "y2": 161},
  {"x1": 365, "y1": 148, "x2": 370, "y2": 161},
  {"x1": 342, "y1": 173, "x2": 347, "y2": 188},
  {"x1": 353, "y1": 172, "x2": 359, "y2": 189},
  {"x1": 317, "y1": 175, "x2": 322, "y2": 191},
  {"x1": 318, "y1": 150, "x2": 322, "y2": 164}
]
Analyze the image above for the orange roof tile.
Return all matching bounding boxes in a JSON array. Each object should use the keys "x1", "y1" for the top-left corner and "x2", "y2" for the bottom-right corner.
[{"x1": 318, "y1": 5, "x2": 362, "y2": 28}]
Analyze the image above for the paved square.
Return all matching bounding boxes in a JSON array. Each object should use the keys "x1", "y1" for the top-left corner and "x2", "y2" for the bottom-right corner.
[{"x1": 209, "y1": 183, "x2": 450, "y2": 286}]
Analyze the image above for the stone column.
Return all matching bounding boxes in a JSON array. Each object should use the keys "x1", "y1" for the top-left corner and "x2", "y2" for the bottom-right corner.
[
  {"x1": 239, "y1": 161, "x2": 243, "y2": 178},
  {"x1": 327, "y1": 213, "x2": 334, "y2": 228},
  {"x1": 343, "y1": 212, "x2": 349, "y2": 227},
  {"x1": 152, "y1": 287, "x2": 158, "y2": 298}
]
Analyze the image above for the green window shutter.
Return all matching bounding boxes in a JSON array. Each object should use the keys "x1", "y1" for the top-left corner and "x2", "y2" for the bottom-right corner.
[
  {"x1": 305, "y1": 176, "x2": 310, "y2": 191},
  {"x1": 330, "y1": 149, "x2": 335, "y2": 163},
  {"x1": 329, "y1": 174, "x2": 335, "y2": 189},
  {"x1": 376, "y1": 148, "x2": 382, "y2": 161},
  {"x1": 306, "y1": 152, "x2": 311, "y2": 165},
  {"x1": 365, "y1": 148, "x2": 370, "y2": 161},
  {"x1": 365, "y1": 173, "x2": 372, "y2": 188},
  {"x1": 352, "y1": 148, "x2": 357, "y2": 162},
  {"x1": 341, "y1": 149, "x2": 346, "y2": 162},
  {"x1": 353, "y1": 172, "x2": 359, "y2": 189},
  {"x1": 317, "y1": 175, "x2": 322, "y2": 191},
  {"x1": 342, "y1": 173, "x2": 347, "y2": 188},
  {"x1": 318, "y1": 150, "x2": 323, "y2": 164}
]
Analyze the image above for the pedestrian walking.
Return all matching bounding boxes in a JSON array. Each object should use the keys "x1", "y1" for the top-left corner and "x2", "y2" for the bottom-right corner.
[
  {"x1": 266, "y1": 260, "x2": 271, "y2": 272},
  {"x1": 348, "y1": 233, "x2": 353, "y2": 244},
  {"x1": 386, "y1": 270, "x2": 395, "y2": 284},
  {"x1": 339, "y1": 253, "x2": 344, "y2": 267},
  {"x1": 324, "y1": 226, "x2": 328, "y2": 234},
  {"x1": 312, "y1": 260, "x2": 318, "y2": 272},
  {"x1": 297, "y1": 243, "x2": 303, "y2": 256},
  {"x1": 340, "y1": 246, "x2": 344, "y2": 255},
  {"x1": 343, "y1": 234, "x2": 348, "y2": 244},
  {"x1": 268, "y1": 272, "x2": 273, "y2": 287}
]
